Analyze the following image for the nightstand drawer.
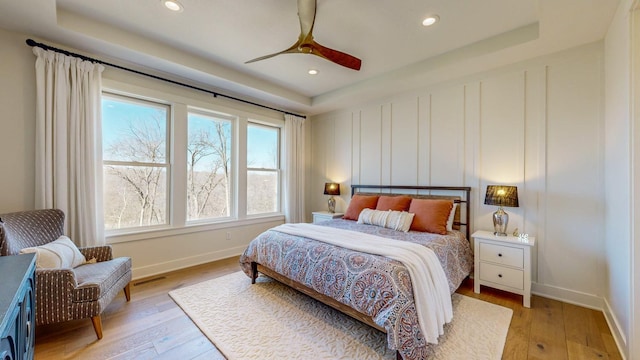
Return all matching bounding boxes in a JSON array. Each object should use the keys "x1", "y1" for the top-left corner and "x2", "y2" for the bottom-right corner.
[
  {"x1": 479, "y1": 262, "x2": 524, "y2": 290},
  {"x1": 479, "y1": 243, "x2": 524, "y2": 268}
]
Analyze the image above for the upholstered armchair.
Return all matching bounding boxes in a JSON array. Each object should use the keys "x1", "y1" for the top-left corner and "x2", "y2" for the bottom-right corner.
[{"x1": 0, "y1": 209, "x2": 131, "y2": 339}]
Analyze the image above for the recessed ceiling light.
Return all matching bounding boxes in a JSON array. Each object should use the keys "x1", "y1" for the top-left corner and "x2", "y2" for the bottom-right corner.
[
  {"x1": 163, "y1": 0, "x2": 183, "y2": 12},
  {"x1": 308, "y1": 69, "x2": 319, "y2": 75},
  {"x1": 422, "y1": 15, "x2": 439, "y2": 27}
]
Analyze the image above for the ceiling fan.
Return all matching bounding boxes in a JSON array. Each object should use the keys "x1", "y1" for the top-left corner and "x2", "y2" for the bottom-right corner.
[{"x1": 246, "y1": 0, "x2": 362, "y2": 71}]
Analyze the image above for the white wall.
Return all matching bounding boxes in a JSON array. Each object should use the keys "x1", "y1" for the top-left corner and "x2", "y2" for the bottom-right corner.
[
  {"x1": 0, "y1": 28, "x2": 36, "y2": 212},
  {"x1": 604, "y1": 0, "x2": 634, "y2": 357},
  {"x1": 309, "y1": 42, "x2": 606, "y2": 308}
]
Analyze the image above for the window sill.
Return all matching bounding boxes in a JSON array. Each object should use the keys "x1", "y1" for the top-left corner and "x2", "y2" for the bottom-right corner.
[{"x1": 106, "y1": 214, "x2": 285, "y2": 244}]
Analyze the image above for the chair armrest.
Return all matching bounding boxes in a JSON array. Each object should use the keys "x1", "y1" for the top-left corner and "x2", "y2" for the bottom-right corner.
[
  {"x1": 35, "y1": 268, "x2": 77, "y2": 324},
  {"x1": 79, "y1": 245, "x2": 113, "y2": 262}
]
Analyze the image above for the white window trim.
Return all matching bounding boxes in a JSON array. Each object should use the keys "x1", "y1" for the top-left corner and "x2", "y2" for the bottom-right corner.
[
  {"x1": 246, "y1": 121, "x2": 282, "y2": 216},
  {"x1": 185, "y1": 108, "x2": 236, "y2": 224},
  {"x1": 102, "y1": 92, "x2": 172, "y2": 232},
  {"x1": 101, "y1": 78, "x2": 285, "y2": 243},
  {"x1": 106, "y1": 214, "x2": 285, "y2": 244}
]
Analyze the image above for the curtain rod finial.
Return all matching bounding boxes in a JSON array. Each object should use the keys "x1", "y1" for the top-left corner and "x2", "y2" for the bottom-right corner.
[{"x1": 26, "y1": 39, "x2": 37, "y2": 47}]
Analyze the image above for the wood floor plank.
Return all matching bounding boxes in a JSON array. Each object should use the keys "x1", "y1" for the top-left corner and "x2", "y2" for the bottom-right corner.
[
  {"x1": 33, "y1": 256, "x2": 623, "y2": 360},
  {"x1": 501, "y1": 302, "x2": 533, "y2": 360},
  {"x1": 527, "y1": 296, "x2": 569, "y2": 360},
  {"x1": 567, "y1": 340, "x2": 610, "y2": 360},
  {"x1": 601, "y1": 333, "x2": 623, "y2": 360},
  {"x1": 562, "y1": 302, "x2": 607, "y2": 353}
]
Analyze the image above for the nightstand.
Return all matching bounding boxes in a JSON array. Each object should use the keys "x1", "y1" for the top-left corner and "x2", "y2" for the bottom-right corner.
[
  {"x1": 472, "y1": 230, "x2": 535, "y2": 308},
  {"x1": 312, "y1": 211, "x2": 344, "y2": 223}
]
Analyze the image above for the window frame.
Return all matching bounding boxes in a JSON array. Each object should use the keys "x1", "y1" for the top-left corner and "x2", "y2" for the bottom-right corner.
[
  {"x1": 185, "y1": 108, "x2": 237, "y2": 225},
  {"x1": 102, "y1": 92, "x2": 172, "y2": 234},
  {"x1": 100, "y1": 79, "x2": 286, "y2": 244},
  {"x1": 246, "y1": 121, "x2": 282, "y2": 217}
]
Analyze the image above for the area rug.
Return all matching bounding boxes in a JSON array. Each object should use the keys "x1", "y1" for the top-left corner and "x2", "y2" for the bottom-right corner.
[{"x1": 169, "y1": 271, "x2": 512, "y2": 360}]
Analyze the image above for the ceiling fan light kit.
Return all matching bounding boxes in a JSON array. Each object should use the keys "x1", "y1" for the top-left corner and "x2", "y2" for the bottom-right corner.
[{"x1": 246, "y1": 0, "x2": 362, "y2": 71}]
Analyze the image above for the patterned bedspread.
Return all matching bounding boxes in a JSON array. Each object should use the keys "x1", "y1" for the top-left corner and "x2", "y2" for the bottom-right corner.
[{"x1": 239, "y1": 219, "x2": 473, "y2": 360}]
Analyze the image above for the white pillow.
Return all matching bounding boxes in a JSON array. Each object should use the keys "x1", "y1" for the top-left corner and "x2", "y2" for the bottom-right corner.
[
  {"x1": 358, "y1": 208, "x2": 389, "y2": 227},
  {"x1": 387, "y1": 210, "x2": 415, "y2": 232},
  {"x1": 20, "y1": 236, "x2": 86, "y2": 269},
  {"x1": 358, "y1": 209, "x2": 415, "y2": 233},
  {"x1": 446, "y1": 203, "x2": 458, "y2": 232}
]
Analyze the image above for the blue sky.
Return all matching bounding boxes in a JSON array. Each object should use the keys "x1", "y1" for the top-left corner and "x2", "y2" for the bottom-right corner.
[{"x1": 102, "y1": 96, "x2": 278, "y2": 168}]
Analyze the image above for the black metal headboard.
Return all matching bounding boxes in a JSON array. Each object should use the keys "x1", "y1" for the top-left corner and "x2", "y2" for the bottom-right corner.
[{"x1": 351, "y1": 185, "x2": 472, "y2": 240}]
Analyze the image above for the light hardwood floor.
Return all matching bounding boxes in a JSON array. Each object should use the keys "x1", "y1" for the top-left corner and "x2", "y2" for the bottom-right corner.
[{"x1": 34, "y1": 256, "x2": 622, "y2": 360}]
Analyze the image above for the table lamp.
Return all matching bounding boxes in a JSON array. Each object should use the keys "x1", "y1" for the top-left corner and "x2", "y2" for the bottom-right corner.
[
  {"x1": 323, "y1": 183, "x2": 340, "y2": 213},
  {"x1": 484, "y1": 185, "x2": 519, "y2": 236}
]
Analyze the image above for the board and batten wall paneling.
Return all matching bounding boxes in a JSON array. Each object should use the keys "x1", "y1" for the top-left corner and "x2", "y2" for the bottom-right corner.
[
  {"x1": 390, "y1": 97, "x2": 419, "y2": 186},
  {"x1": 330, "y1": 112, "x2": 353, "y2": 212},
  {"x1": 308, "y1": 42, "x2": 605, "y2": 306},
  {"x1": 381, "y1": 104, "x2": 393, "y2": 186},
  {"x1": 310, "y1": 113, "x2": 333, "y2": 213},
  {"x1": 478, "y1": 71, "x2": 526, "y2": 234},
  {"x1": 358, "y1": 105, "x2": 384, "y2": 186},
  {"x1": 541, "y1": 52, "x2": 605, "y2": 298},
  {"x1": 429, "y1": 86, "x2": 466, "y2": 186},
  {"x1": 523, "y1": 67, "x2": 547, "y2": 284}
]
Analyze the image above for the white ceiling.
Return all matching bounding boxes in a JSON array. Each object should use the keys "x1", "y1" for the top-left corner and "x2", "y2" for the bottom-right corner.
[{"x1": 0, "y1": 0, "x2": 620, "y2": 115}]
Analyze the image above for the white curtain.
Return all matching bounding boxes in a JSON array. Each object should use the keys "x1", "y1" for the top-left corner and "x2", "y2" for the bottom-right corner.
[
  {"x1": 33, "y1": 47, "x2": 105, "y2": 247},
  {"x1": 283, "y1": 114, "x2": 306, "y2": 223}
]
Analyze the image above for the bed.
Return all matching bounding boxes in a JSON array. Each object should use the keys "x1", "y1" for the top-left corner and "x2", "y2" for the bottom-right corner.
[{"x1": 239, "y1": 185, "x2": 473, "y2": 360}]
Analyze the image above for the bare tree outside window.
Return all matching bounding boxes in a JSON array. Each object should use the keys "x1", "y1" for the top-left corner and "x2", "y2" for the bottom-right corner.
[
  {"x1": 102, "y1": 94, "x2": 169, "y2": 230},
  {"x1": 247, "y1": 123, "x2": 280, "y2": 215},
  {"x1": 187, "y1": 112, "x2": 232, "y2": 221},
  {"x1": 101, "y1": 91, "x2": 283, "y2": 234}
]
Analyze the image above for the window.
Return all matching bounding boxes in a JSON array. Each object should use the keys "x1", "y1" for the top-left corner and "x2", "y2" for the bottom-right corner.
[
  {"x1": 187, "y1": 111, "x2": 233, "y2": 222},
  {"x1": 102, "y1": 94, "x2": 170, "y2": 230},
  {"x1": 101, "y1": 85, "x2": 285, "y2": 238},
  {"x1": 247, "y1": 123, "x2": 280, "y2": 215}
]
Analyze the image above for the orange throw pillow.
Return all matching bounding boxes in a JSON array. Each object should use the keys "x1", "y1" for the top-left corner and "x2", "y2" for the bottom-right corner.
[
  {"x1": 376, "y1": 195, "x2": 412, "y2": 212},
  {"x1": 343, "y1": 195, "x2": 379, "y2": 221},
  {"x1": 409, "y1": 199, "x2": 453, "y2": 234}
]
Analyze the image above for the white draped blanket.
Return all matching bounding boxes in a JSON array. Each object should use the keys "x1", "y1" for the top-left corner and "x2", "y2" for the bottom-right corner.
[{"x1": 271, "y1": 223, "x2": 452, "y2": 344}]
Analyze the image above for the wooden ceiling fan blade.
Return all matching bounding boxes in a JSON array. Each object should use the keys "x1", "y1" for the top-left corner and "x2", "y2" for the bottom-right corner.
[
  {"x1": 311, "y1": 42, "x2": 362, "y2": 71},
  {"x1": 297, "y1": 0, "x2": 317, "y2": 38},
  {"x1": 245, "y1": 41, "x2": 302, "y2": 64}
]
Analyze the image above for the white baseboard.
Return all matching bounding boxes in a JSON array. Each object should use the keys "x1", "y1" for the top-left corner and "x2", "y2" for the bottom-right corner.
[
  {"x1": 130, "y1": 245, "x2": 247, "y2": 280},
  {"x1": 603, "y1": 297, "x2": 628, "y2": 360},
  {"x1": 531, "y1": 282, "x2": 603, "y2": 310}
]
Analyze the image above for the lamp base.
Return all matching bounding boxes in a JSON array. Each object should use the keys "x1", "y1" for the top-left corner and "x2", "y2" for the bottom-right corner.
[
  {"x1": 327, "y1": 196, "x2": 336, "y2": 213},
  {"x1": 492, "y1": 207, "x2": 509, "y2": 236}
]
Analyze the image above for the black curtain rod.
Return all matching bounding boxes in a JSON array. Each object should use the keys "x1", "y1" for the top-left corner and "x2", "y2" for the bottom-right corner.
[{"x1": 25, "y1": 39, "x2": 306, "y2": 119}]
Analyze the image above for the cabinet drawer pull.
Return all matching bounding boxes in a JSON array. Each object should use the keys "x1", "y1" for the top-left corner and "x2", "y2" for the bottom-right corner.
[
  {"x1": 498, "y1": 274, "x2": 503, "y2": 278},
  {"x1": 498, "y1": 253, "x2": 503, "y2": 257}
]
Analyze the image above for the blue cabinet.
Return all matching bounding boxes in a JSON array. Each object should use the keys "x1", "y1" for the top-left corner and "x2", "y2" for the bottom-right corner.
[{"x1": 0, "y1": 254, "x2": 36, "y2": 360}]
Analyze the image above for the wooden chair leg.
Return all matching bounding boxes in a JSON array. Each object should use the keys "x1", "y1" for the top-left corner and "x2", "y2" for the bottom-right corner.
[
  {"x1": 123, "y1": 283, "x2": 131, "y2": 302},
  {"x1": 91, "y1": 315, "x2": 103, "y2": 340}
]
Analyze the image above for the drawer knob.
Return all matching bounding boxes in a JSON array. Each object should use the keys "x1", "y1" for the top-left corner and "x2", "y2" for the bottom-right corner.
[
  {"x1": 498, "y1": 274, "x2": 503, "y2": 278},
  {"x1": 498, "y1": 253, "x2": 503, "y2": 257}
]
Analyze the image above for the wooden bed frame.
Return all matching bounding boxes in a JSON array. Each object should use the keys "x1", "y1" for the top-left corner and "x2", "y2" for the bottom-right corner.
[{"x1": 250, "y1": 185, "x2": 472, "y2": 360}]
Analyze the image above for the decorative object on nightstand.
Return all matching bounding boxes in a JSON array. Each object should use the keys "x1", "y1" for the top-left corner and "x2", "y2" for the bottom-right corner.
[
  {"x1": 484, "y1": 185, "x2": 519, "y2": 236},
  {"x1": 312, "y1": 211, "x2": 344, "y2": 224},
  {"x1": 472, "y1": 230, "x2": 535, "y2": 308},
  {"x1": 323, "y1": 182, "x2": 340, "y2": 213}
]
